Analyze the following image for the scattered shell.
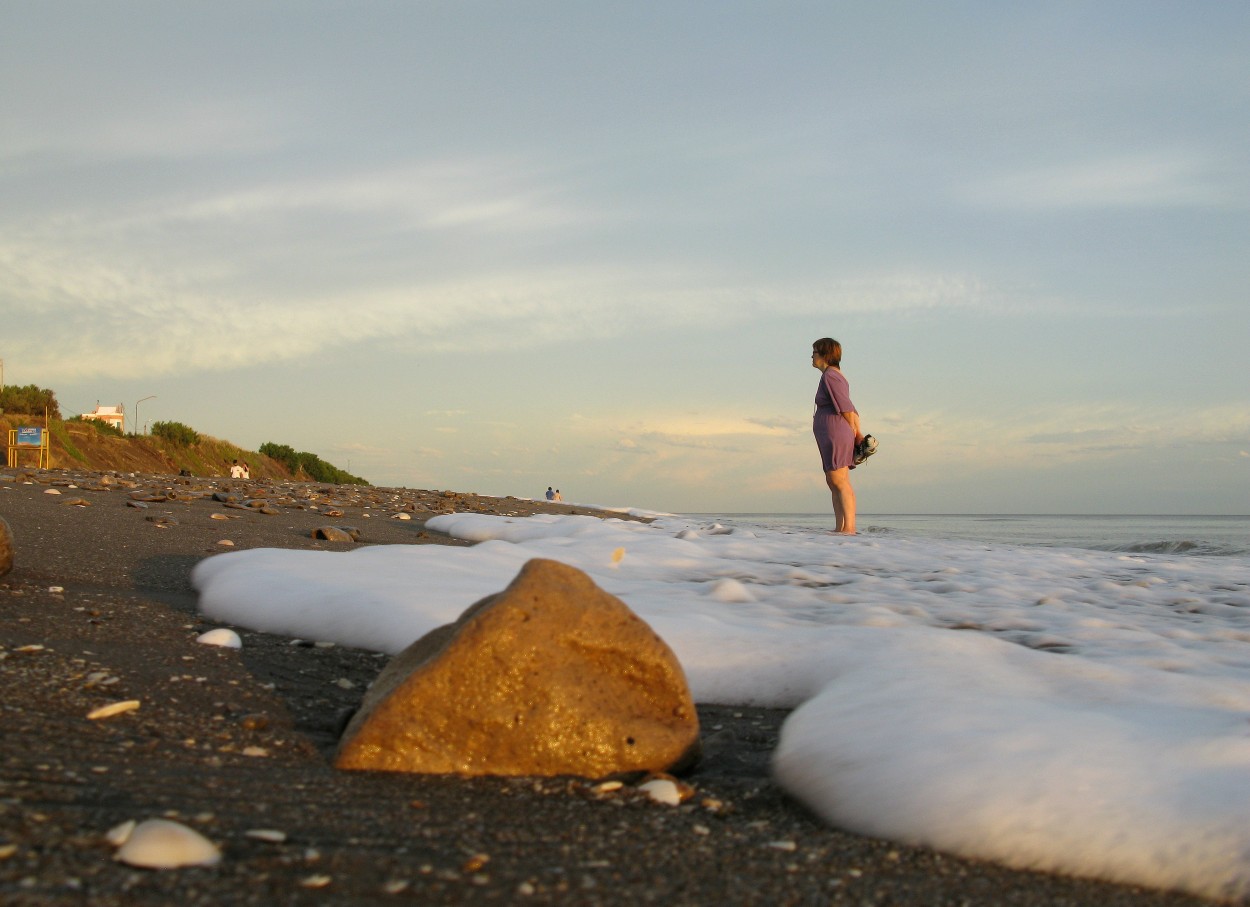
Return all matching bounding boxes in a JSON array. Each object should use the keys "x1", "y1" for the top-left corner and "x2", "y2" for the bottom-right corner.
[
  {"x1": 637, "y1": 773, "x2": 694, "y2": 806},
  {"x1": 0, "y1": 843, "x2": 17, "y2": 860},
  {"x1": 196, "y1": 628, "x2": 242, "y2": 649},
  {"x1": 48, "y1": 586, "x2": 64, "y2": 593},
  {"x1": 242, "y1": 746, "x2": 269, "y2": 757},
  {"x1": 88, "y1": 700, "x2": 141, "y2": 720},
  {"x1": 638, "y1": 779, "x2": 680, "y2": 806},
  {"x1": 209, "y1": 513, "x2": 231, "y2": 521},
  {"x1": 391, "y1": 513, "x2": 412, "y2": 521},
  {"x1": 333, "y1": 678, "x2": 355, "y2": 690},
  {"x1": 44, "y1": 488, "x2": 62, "y2": 495},
  {"x1": 300, "y1": 874, "x2": 333, "y2": 889},
  {"x1": 611, "y1": 547, "x2": 626, "y2": 565},
  {"x1": 767, "y1": 840, "x2": 798, "y2": 852},
  {"x1": 114, "y1": 819, "x2": 221, "y2": 868},
  {"x1": 14, "y1": 644, "x2": 45, "y2": 654},
  {"x1": 106, "y1": 820, "x2": 137, "y2": 846},
  {"x1": 382, "y1": 879, "x2": 410, "y2": 894},
  {"x1": 245, "y1": 829, "x2": 287, "y2": 843},
  {"x1": 593, "y1": 780, "x2": 624, "y2": 793},
  {"x1": 217, "y1": 539, "x2": 235, "y2": 547}
]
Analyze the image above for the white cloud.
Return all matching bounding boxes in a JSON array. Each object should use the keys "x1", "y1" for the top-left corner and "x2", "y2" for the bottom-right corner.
[{"x1": 962, "y1": 149, "x2": 1235, "y2": 210}]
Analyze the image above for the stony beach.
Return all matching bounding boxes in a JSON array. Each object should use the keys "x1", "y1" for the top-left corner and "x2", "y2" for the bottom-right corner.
[{"x1": 0, "y1": 469, "x2": 1223, "y2": 906}]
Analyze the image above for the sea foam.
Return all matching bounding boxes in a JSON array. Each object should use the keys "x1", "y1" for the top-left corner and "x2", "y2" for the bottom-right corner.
[{"x1": 191, "y1": 511, "x2": 1250, "y2": 899}]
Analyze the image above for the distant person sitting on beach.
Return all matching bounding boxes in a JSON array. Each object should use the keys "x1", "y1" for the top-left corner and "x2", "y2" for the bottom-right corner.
[
  {"x1": 553, "y1": 489, "x2": 563, "y2": 502},
  {"x1": 811, "y1": 337, "x2": 863, "y2": 534},
  {"x1": 545, "y1": 487, "x2": 555, "y2": 501},
  {"x1": 241, "y1": 462, "x2": 250, "y2": 480},
  {"x1": 230, "y1": 460, "x2": 245, "y2": 480}
]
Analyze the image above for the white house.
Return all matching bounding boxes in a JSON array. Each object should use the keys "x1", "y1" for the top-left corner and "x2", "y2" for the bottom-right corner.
[{"x1": 82, "y1": 404, "x2": 125, "y2": 433}]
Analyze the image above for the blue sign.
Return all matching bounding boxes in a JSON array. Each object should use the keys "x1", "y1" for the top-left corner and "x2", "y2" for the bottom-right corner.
[{"x1": 16, "y1": 426, "x2": 44, "y2": 446}]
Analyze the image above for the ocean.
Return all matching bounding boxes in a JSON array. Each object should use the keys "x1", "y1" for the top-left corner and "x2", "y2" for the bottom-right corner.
[
  {"x1": 695, "y1": 512, "x2": 1250, "y2": 557},
  {"x1": 192, "y1": 507, "x2": 1250, "y2": 899}
]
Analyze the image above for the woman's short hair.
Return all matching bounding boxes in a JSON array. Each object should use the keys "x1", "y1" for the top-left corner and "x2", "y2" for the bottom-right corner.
[{"x1": 812, "y1": 337, "x2": 842, "y2": 367}]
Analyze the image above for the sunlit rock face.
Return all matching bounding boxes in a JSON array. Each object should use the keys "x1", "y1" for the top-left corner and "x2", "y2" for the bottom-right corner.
[{"x1": 335, "y1": 558, "x2": 700, "y2": 777}]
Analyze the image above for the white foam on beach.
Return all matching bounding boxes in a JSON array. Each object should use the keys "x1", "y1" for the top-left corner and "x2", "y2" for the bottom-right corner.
[{"x1": 191, "y1": 512, "x2": 1250, "y2": 899}]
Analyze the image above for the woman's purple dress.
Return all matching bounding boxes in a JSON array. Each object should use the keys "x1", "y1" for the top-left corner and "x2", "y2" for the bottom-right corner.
[{"x1": 813, "y1": 368, "x2": 857, "y2": 472}]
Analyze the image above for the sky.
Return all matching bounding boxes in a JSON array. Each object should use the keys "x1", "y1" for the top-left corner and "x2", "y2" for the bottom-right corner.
[{"x1": 2, "y1": 1, "x2": 1247, "y2": 515}]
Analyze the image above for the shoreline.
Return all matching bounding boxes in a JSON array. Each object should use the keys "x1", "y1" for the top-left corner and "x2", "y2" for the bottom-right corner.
[{"x1": 0, "y1": 468, "x2": 1221, "y2": 905}]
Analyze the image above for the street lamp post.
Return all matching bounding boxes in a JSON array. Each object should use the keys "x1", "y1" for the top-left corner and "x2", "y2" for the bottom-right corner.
[{"x1": 134, "y1": 396, "x2": 156, "y2": 435}]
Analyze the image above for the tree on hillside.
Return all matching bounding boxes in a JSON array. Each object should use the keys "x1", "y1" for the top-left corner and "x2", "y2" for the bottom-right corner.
[{"x1": 0, "y1": 384, "x2": 61, "y2": 419}]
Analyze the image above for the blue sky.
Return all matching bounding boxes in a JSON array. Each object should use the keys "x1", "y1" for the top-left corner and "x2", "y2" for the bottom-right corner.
[{"x1": 2, "y1": 2, "x2": 1247, "y2": 514}]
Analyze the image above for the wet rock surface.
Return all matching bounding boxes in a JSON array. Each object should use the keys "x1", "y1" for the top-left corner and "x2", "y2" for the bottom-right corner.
[{"x1": 0, "y1": 468, "x2": 1214, "y2": 906}]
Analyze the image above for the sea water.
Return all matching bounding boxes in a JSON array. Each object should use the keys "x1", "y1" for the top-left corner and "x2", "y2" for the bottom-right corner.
[
  {"x1": 700, "y1": 512, "x2": 1250, "y2": 557},
  {"x1": 192, "y1": 509, "x2": 1250, "y2": 899}
]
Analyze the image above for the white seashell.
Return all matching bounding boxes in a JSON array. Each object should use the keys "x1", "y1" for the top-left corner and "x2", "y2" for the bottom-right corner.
[
  {"x1": 245, "y1": 828, "x2": 286, "y2": 843},
  {"x1": 638, "y1": 778, "x2": 681, "y2": 806},
  {"x1": 106, "y1": 819, "x2": 137, "y2": 846},
  {"x1": 196, "y1": 629, "x2": 242, "y2": 649},
  {"x1": 45, "y1": 488, "x2": 62, "y2": 495},
  {"x1": 114, "y1": 819, "x2": 221, "y2": 868},
  {"x1": 300, "y1": 874, "x2": 333, "y2": 888},
  {"x1": 88, "y1": 700, "x2": 140, "y2": 720},
  {"x1": 391, "y1": 512, "x2": 412, "y2": 520}
]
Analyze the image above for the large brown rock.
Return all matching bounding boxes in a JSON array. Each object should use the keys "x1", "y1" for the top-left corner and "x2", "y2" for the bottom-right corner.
[
  {"x1": 335, "y1": 558, "x2": 700, "y2": 777},
  {"x1": 0, "y1": 515, "x2": 12, "y2": 576}
]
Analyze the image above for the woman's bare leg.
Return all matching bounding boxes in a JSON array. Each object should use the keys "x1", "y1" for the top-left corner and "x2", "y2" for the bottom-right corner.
[{"x1": 825, "y1": 468, "x2": 856, "y2": 534}]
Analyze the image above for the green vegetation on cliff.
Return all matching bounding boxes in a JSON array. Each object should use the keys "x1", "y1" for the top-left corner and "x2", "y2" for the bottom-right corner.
[
  {"x1": 259, "y1": 442, "x2": 368, "y2": 485},
  {"x1": 1, "y1": 386, "x2": 367, "y2": 485}
]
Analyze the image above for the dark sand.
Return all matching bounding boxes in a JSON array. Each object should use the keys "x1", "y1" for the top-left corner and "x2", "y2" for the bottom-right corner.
[{"x1": 0, "y1": 469, "x2": 1222, "y2": 905}]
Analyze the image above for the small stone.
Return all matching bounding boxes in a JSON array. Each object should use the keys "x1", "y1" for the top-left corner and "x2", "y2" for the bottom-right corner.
[
  {"x1": 62, "y1": 497, "x2": 91, "y2": 507},
  {"x1": 311, "y1": 526, "x2": 355, "y2": 542}
]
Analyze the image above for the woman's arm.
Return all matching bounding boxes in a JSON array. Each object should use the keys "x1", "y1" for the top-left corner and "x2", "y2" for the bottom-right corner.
[{"x1": 842, "y1": 410, "x2": 863, "y2": 443}]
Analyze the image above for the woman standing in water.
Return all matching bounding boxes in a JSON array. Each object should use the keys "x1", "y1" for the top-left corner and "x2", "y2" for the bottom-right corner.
[{"x1": 811, "y1": 337, "x2": 863, "y2": 534}]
